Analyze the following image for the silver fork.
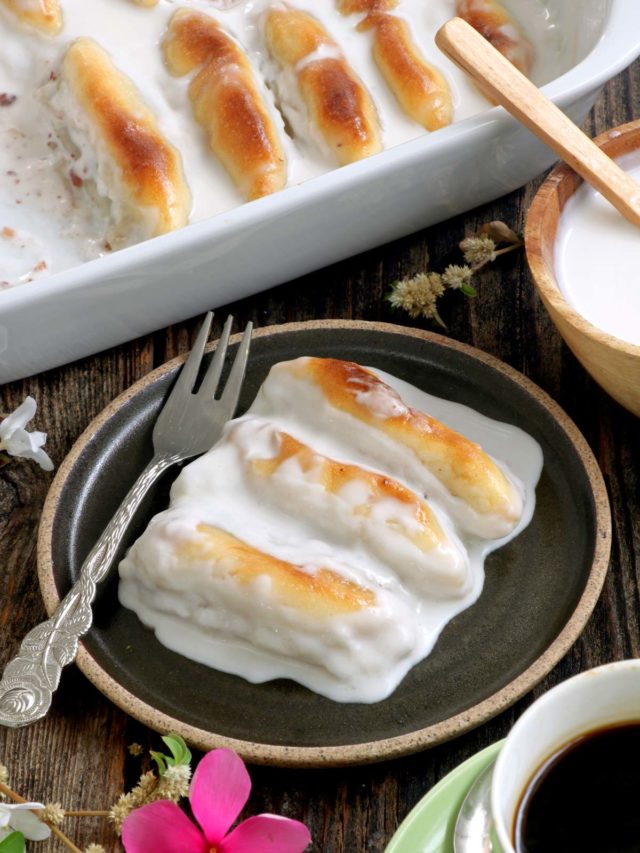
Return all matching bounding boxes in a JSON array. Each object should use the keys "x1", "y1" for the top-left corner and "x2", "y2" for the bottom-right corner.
[{"x1": 0, "y1": 312, "x2": 252, "y2": 728}]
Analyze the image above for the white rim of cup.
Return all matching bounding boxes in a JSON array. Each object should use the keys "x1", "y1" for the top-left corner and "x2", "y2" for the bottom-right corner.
[{"x1": 491, "y1": 659, "x2": 640, "y2": 852}]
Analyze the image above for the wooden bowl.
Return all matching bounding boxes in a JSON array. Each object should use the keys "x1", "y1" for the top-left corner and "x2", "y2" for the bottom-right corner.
[{"x1": 525, "y1": 119, "x2": 640, "y2": 417}]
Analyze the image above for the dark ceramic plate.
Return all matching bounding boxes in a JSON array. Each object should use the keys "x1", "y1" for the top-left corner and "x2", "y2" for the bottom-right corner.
[{"x1": 38, "y1": 321, "x2": 611, "y2": 767}]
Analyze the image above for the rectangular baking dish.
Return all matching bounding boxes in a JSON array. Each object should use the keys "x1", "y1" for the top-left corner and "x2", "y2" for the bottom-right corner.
[{"x1": 1, "y1": 0, "x2": 638, "y2": 382}]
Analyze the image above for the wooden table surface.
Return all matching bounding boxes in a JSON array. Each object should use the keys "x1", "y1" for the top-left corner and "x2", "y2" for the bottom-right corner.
[{"x1": 1, "y1": 60, "x2": 639, "y2": 853}]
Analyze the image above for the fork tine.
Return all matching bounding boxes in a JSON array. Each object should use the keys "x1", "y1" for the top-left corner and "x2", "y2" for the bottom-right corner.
[
  {"x1": 220, "y1": 321, "x2": 253, "y2": 412},
  {"x1": 171, "y1": 311, "x2": 213, "y2": 396},
  {"x1": 198, "y1": 314, "x2": 233, "y2": 398}
]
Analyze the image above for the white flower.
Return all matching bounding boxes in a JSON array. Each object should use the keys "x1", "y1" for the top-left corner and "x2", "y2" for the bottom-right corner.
[
  {"x1": 0, "y1": 397, "x2": 53, "y2": 471},
  {"x1": 0, "y1": 802, "x2": 51, "y2": 842}
]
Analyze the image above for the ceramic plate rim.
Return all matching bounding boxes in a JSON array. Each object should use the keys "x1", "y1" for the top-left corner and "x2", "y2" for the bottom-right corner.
[{"x1": 37, "y1": 320, "x2": 611, "y2": 767}]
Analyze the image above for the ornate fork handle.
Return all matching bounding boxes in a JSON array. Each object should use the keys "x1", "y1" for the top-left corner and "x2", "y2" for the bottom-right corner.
[{"x1": 0, "y1": 451, "x2": 182, "y2": 728}]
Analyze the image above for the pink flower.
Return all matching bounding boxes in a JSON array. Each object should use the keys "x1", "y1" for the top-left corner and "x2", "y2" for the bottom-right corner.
[{"x1": 121, "y1": 749, "x2": 311, "y2": 853}]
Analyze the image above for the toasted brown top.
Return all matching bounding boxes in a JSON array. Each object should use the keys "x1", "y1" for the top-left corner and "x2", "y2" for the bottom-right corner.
[
  {"x1": 62, "y1": 38, "x2": 191, "y2": 235},
  {"x1": 264, "y1": 5, "x2": 332, "y2": 66},
  {"x1": 251, "y1": 429, "x2": 445, "y2": 551},
  {"x1": 189, "y1": 62, "x2": 286, "y2": 198},
  {"x1": 163, "y1": 7, "x2": 242, "y2": 75},
  {"x1": 336, "y1": 0, "x2": 398, "y2": 14},
  {"x1": 289, "y1": 357, "x2": 520, "y2": 520},
  {"x1": 298, "y1": 59, "x2": 381, "y2": 163},
  {"x1": 164, "y1": 9, "x2": 286, "y2": 200},
  {"x1": 183, "y1": 524, "x2": 375, "y2": 616},
  {"x1": 1, "y1": 0, "x2": 62, "y2": 35},
  {"x1": 456, "y1": 0, "x2": 534, "y2": 74},
  {"x1": 265, "y1": 5, "x2": 381, "y2": 165},
  {"x1": 361, "y1": 13, "x2": 452, "y2": 131}
]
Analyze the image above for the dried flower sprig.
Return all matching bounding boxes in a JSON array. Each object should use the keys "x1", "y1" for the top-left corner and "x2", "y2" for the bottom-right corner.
[
  {"x1": 0, "y1": 780, "x2": 76, "y2": 853},
  {"x1": 387, "y1": 220, "x2": 522, "y2": 324},
  {"x1": 109, "y1": 735, "x2": 193, "y2": 833},
  {"x1": 0, "y1": 735, "x2": 311, "y2": 852},
  {"x1": 0, "y1": 735, "x2": 193, "y2": 852},
  {"x1": 387, "y1": 272, "x2": 446, "y2": 326},
  {"x1": 459, "y1": 234, "x2": 496, "y2": 267},
  {"x1": 39, "y1": 806, "x2": 64, "y2": 828},
  {"x1": 460, "y1": 219, "x2": 522, "y2": 272}
]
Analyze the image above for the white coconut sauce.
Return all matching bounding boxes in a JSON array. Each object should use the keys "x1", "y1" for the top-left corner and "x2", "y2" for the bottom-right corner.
[
  {"x1": 555, "y1": 151, "x2": 640, "y2": 347},
  {"x1": 118, "y1": 366, "x2": 543, "y2": 704},
  {"x1": 0, "y1": 0, "x2": 565, "y2": 286}
]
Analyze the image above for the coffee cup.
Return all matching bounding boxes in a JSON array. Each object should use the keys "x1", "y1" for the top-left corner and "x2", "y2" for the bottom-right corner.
[{"x1": 491, "y1": 659, "x2": 640, "y2": 852}]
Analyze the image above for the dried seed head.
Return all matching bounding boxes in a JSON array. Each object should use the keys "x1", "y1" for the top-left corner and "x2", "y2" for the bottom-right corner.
[
  {"x1": 442, "y1": 264, "x2": 473, "y2": 291},
  {"x1": 387, "y1": 273, "x2": 446, "y2": 325},
  {"x1": 156, "y1": 764, "x2": 191, "y2": 801},
  {"x1": 460, "y1": 235, "x2": 496, "y2": 267},
  {"x1": 41, "y1": 802, "x2": 65, "y2": 826}
]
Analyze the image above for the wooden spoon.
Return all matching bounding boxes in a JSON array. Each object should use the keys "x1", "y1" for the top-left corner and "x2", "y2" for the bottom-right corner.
[{"x1": 435, "y1": 16, "x2": 640, "y2": 228}]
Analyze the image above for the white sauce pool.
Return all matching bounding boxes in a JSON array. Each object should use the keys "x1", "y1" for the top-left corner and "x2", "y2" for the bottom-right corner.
[
  {"x1": 0, "y1": 0, "x2": 565, "y2": 287},
  {"x1": 555, "y1": 151, "x2": 640, "y2": 346},
  {"x1": 118, "y1": 366, "x2": 543, "y2": 704}
]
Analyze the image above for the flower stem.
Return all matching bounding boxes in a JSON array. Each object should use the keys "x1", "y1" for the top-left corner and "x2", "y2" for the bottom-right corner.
[
  {"x1": 48, "y1": 825, "x2": 84, "y2": 853},
  {"x1": 0, "y1": 781, "x2": 23, "y2": 804},
  {"x1": 65, "y1": 810, "x2": 110, "y2": 817},
  {"x1": 0, "y1": 781, "x2": 83, "y2": 853},
  {"x1": 494, "y1": 241, "x2": 523, "y2": 257},
  {"x1": 471, "y1": 241, "x2": 523, "y2": 273}
]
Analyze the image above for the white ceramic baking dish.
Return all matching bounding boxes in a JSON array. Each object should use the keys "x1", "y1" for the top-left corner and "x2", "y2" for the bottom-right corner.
[{"x1": 1, "y1": 0, "x2": 638, "y2": 382}]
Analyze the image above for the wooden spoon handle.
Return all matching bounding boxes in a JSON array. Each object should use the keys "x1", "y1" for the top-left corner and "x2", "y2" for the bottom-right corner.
[{"x1": 436, "y1": 16, "x2": 640, "y2": 228}]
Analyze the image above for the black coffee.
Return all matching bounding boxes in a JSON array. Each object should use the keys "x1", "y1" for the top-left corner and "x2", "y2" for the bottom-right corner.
[{"x1": 514, "y1": 722, "x2": 640, "y2": 853}]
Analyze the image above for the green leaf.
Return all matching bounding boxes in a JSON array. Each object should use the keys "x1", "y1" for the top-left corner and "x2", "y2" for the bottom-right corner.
[
  {"x1": 0, "y1": 832, "x2": 26, "y2": 853},
  {"x1": 150, "y1": 751, "x2": 168, "y2": 776},
  {"x1": 461, "y1": 282, "x2": 478, "y2": 297},
  {"x1": 432, "y1": 309, "x2": 448, "y2": 330},
  {"x1": 385, "y1": 283, "x2": 400, "y2": 302},
  {"x1": 151, "y1": 734, "x2": 192, "y2": 775},
  {"x1": 161, "y1": 734, "x2": 192, "y2": 768}
]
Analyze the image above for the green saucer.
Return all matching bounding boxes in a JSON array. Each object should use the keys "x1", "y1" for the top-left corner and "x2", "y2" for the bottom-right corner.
[{"x1": 385, "y1": 741, "x2": 504, "y2": 853}]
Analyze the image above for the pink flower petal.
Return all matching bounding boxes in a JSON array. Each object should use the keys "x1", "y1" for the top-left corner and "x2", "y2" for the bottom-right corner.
[
  {"x1": 122, "y1": 800, "x2": 207, "y2": 853},
  {"x1": 220, "y1": 814, "x2": 311, "y2": 853},
  {"x1": 190, "y1": 749, "x2": 251, "y2": 844}
]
